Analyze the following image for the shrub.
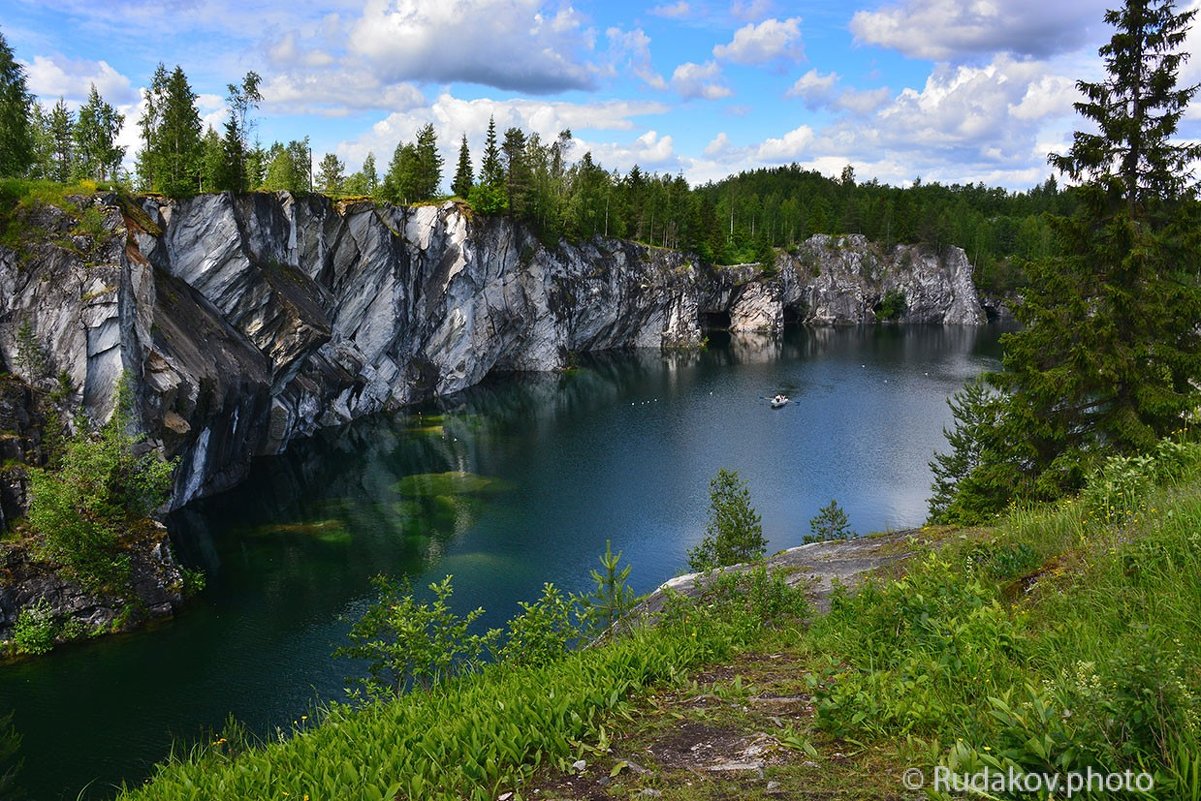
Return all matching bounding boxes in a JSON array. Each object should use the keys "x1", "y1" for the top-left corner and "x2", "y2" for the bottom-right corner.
[
  {"x1": 12, "y1": 600, "x2": 56, "y2": 656},
  {"x1": 27, "y1": 376, "x2": 175, "y2": 592},
  {"x1": 805, "y1": 499, "x2": 853, "y2": 543},
  {"x1": 687, "y1": 468, "x2": 766, "y2": 571},
  {"x1": 335, "y1": 574, "x2": 499, "y2": 699},
  {"x1": 498, "y1": 583, "x2": 579, "y2": 667},
  {"x1": 1081, "y1": 453, "x2": 1155, "y2": 525},
  {"x1": 874, "y1": 289, "x2": 907, "y2": 320}
]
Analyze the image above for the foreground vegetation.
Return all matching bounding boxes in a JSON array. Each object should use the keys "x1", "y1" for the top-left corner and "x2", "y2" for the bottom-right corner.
[{"x1": 101, "y1": 436, "x2": 1201, "y2": 801}]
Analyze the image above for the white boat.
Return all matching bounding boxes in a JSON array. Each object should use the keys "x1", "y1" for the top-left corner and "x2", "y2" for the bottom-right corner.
[{"x1": 770, "y1": 394, "x2": 790, "y2": 409}]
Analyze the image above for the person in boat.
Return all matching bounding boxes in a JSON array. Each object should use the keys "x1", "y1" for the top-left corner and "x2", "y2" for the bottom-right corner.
[{"x1": 771, "y1": 393, "x2": 789, "y2": 406}]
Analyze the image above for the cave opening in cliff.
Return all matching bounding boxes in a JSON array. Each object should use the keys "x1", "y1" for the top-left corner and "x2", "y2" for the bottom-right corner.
[
  {"x1": 698, "y1": 310, "x2": 732, "y2": 331},
  {"x1": 782, "y1": 303, "x2": 804, "y2": 326}
]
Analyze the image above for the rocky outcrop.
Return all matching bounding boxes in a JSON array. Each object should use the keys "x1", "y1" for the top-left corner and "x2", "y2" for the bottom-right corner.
[
  {"x1": 0, "y1": 193, "x2": 986, "y2": 511},
  {"x1": 717, "y1": 234, "x2": 985, "y2": 332},
  {"x1": 0, "y1": 522, "x2": 184, "y2": 644}
]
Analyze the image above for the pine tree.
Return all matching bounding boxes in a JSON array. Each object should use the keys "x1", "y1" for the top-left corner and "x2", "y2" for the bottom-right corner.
[
  {"x1": 383, "y1": 140, "x2": 420, "y2": 204},
  {"x1": 686, "y1": 468, "x2": 766, "y2": 571},
  {"x1": 451, "y1": 133, "x2": 473, "y2": 198},
  {"x1": 73, "y1": 84, "x2": 125, "y2": 182},
  {"x1": 316, "y1": 152, "x2": 345, "y2": 195},
  {"x1": 139, "y1": 65, "x2": 203, "y2": 195},
  {"x1": 0, "y1": 30, "x2": 34, "y2": 178},
  {"x1": 199, "y1": 127, "x2": 224, "y2": 192},
  {"x1": 502, "y1": 126, "x2": 530, "y2": 216}
]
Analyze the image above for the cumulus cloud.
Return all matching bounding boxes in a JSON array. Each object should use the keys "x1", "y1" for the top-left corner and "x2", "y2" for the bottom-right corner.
[
  {"x1": 786, "y1": 69, "x2": 838, "y2": 107},
  {"x1": 607, "y1": 27, "x2": 667, "y2": 90},
  {"x1": 713, "y1": 17, "x2": 802, "y2": 64},
  {"x1": 850, "y1": 0, "x2": 1101, "y2": 61},
  {"x1": 336, "y1": 91, "x2": 671, "y2": 174},
  {"x1": 347, "y1": 0, "x2": 597, "y2": 93},
  {"x1": 756, "y1": 125, "x2": 814, "y2": 160},
  {"x1": 671, "y1": 61, "x2": 732, "y2": 99},
  {"x1": 23, "y1": 55, "x2": 137, "y2": 105}
]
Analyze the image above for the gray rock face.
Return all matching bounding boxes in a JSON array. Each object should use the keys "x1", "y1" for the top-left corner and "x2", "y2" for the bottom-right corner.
[{"x1": 0, "y1": 193, "x2": 985, "y2": 510}]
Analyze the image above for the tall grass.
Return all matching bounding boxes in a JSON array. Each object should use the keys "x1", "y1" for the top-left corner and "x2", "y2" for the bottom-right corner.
[
  {"x1": 118, "y1": 569, "x2": 806, "y2": 801},
  {"x1": 806, "y1": 439, "x2": 1201, "y2": 797}
]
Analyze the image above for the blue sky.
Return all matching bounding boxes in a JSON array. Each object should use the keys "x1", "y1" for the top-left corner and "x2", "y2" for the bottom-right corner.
[{"x1": 4, "y1": 0, "x2": 1199, "y2": 190}]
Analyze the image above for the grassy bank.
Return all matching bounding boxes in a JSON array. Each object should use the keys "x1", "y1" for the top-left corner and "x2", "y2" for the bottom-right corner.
[{"x1": 117, "y1": 441, "x2": 1201, "y2": 800}]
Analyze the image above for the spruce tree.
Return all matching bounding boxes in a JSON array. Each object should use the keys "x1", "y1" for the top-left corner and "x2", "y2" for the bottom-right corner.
[
  {"x1": 452, "y1": 133, "x2": 473, "y2": 198},
  {"x1": 0, "y1": 30, "x2": 34, "y2": 178},
  {"x1": 73, "y1": 84, "x2": 125, "y2": 182},
  {"x1": 316, "y1": 152, "x2": 345, "y2": 195},
  {"x1": 480, "y1": 115, "x2": 503, "y2": 188},
  {"x1": 413, "y1": 123, "x2": 442, "y2": 200},
  {"x1": 47, "y1": 98, "x2": 74, "y2": 182},
  {"x1": 218, "y1": 72, "x2": 262, "y2": 191},
  {"x1": 502, "y1": 126, "x2": 529, "y2": 216},
  {"x1": 939, "y1": 0, "x2": 1201, "y2": 513},
  {"x1": 139, "y1": 65, "x2": 203, "y2": 195}
]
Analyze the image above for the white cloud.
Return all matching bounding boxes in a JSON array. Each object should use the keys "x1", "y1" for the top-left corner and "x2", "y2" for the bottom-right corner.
[
  {"x1": 730, "y1": 0, "x2": 774, "y2": 21},
  {"x1": 713, "y1": 17, "x2": 802, "y2": 64},
  {"x1": 787, "y1": 69, "x2": 838, "y2": 106},
  {"x1": 650, "y1": 1, "x2": 691, "y2": 18},
  {"x1": 261, "y1": 72, "x2": 425, "y2": 116},
  {"x1": 704, "y1": 132, "x2": 731, "y2": 156},
  {"x1": 671, "y1": 61, "x2": 732, "y2": 100},
  {"x1": 23, "y1": 55, "x2": 137, "y2": 106},
  {"x1": 336, "y1": 91, "x2": 671, "y2": 175},
  {"x1": 837, "y1": 87, "x2": 893, "y2": 115},
  {"x1": 347, "y1": 0, "x2": 596, "y2": 93},
  {"x1": 756, "y1": 125, "x2": 814, "y2": 160},
  {"x1": 267, "y1": 32, "x2": 336, "y2": 69},
  {"x1": 850, "y1": 0, "x2": 1101, "y2": 61},
  {"x1": 607, "y1": 27, "x2": 667, "y2": 90}
]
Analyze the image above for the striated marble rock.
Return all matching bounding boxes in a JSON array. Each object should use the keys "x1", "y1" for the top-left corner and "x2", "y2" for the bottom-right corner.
[{"x1": 0, "y1": 193, "x2": 985, "y2": 510}]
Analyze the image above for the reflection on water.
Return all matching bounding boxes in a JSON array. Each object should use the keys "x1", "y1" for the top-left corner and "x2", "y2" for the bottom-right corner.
[{"x1": 0, "y1": 324, "x2": 1005, "y2": 800}]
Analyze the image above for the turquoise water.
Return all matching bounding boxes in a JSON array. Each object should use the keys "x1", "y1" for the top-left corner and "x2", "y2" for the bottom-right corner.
[{"x1": 0, "y1": 325, "x2": 1004, "y2": 799}]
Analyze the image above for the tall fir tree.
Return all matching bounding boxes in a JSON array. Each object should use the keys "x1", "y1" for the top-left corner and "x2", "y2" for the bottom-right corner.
[
  {"x1": 46, "y1": 98, "x2": 74, "y2": 182},
  {"x1": 480, "y1": 116, "x2": 503, "y2": 187},
  {"x1": 413, "y1": 123, "x2": 442, "y2": 200},
  {"x1": 501, "y1": 127, "x2": 530, "y2": 216},
  {"x1": 0, "y1": 30, "x2": 34, "y2": 178},
  {"x1": 316, "y1": 152, "x2": 345, "y2": 195},
  {"x1": 935, "y1": 0, "x2": 1201, "y2": 517},
  {"x1": 72, "y1": 84, "x2": 125, "y2": 182},
  {"x1": 451, "y1": 133, "x2": 473, "y2": 198},
  {"x1": 138, "y1": 65, "x2": 203, "y2": 195}
]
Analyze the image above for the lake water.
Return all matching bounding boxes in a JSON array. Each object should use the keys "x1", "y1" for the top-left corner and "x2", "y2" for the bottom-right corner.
[{"x1": 0, "y1": 324, "x2": 1005, "y2": 799}]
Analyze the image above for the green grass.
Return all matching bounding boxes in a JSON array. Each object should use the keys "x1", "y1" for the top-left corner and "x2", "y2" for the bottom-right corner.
[
  {"x1": 804, "y1": 441, "x2": 1201, "y2": 798},
  {"x1": 117, "y1": 570, "x2": 804, "y2": 801}
]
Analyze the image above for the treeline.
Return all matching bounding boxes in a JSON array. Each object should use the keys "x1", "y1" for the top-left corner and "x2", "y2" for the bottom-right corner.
[{"x1": 1, "y1": 29, "x2": 1063, "y2": 292}]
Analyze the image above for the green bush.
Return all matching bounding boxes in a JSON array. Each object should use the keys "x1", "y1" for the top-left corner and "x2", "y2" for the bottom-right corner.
[
  {"x1": 497, "y1": 583, "x2": 579, "y2": 667},
  {"x1": 12, "y1": 600, "x2": 56, "y2": 656},
  {"x1": 335, "y1": 575, "x2": 498, "y2": 699},
  {"x1": 27, "y1": 377, "x2": 175, "y2": 592},
  {"x1": 874, "y1": 289, "x2": 907, "y2": 320},
  {"x1": 687, "y1": 468, "x2": 766, "y2": 571}
]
